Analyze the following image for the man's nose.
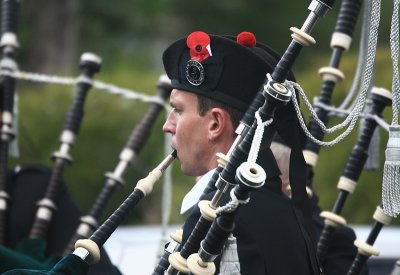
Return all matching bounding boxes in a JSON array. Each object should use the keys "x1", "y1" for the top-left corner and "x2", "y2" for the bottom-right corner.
[{"x1": 162, "y1": 111, "x2": 175, "y2": 134}]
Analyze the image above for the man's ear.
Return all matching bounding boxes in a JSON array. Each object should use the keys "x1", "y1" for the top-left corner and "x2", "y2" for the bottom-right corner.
[{"x1": 207, "y1": 108, "x2": 233, "y2": 141}]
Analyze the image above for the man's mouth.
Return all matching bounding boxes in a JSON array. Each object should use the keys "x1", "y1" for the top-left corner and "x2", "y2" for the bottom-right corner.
[{"x1": 170, "y1": 145, "x2": 179, "y2": 160}]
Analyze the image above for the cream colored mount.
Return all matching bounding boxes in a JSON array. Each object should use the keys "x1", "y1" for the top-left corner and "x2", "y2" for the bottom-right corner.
[
  {"x1": 1, "y1": 121, "x2": 14, "y2": 140},
  {"x1": 103, "y1": 148, "x2": 136, "y2": 186},
  {"x1": 290, "y1": 27, "x2": 316, "y2": 46},
  {"x1": 337, "y1": 176, "x2": 357, "y2": 194},
  {"x1": 170, "y1": 228, "x2": 183, "y2": 243},
  {"x1": 52, "y1": 130, "x2": 75, "y2": 162},
  {"x1": 81, "y1": 52, "x2": 103, "y2": 65},
  {"x1": 1, "y1": 111, "x2": 13, "y2": 125},
  {"x1": 76, "y1": 215, "x2": 99, "y2": 237},
  {"x1": 216, "y1": 152, "x2": 228, "y2": 168},
  {"x1": 330, "y1": 32, "x2": 352, "y2": 51},
  {"x1": 351, "y1": 206, "x2": 394, "y2": 258},
  {"x1": 134, "y1": 168, "x2": 162, "y2": 196},
  {"x1": 320, "y1": 211, "x2": 347, "y2": 227},
  {"x1": 168, "y1": 252, "x2": 190, "y2": 273},
  {"x1": 0, "y1": 191, "x2": 9, "y2": 210},
  {"x1": 318, "y1": 67, "x2": 345, "y2": 82},
  {"x1": 354, "y1": 239, "x2": 380, "y2": 257},
  {"x1": 303, "y1": 150, "x2": 318, "y2": 168},
  {"x1": 187, "y1": 253, "x2": 216, "y2": 275},
  {"x1": 0, "y1": 32, "x2": 19, "y2": 47},
  {"x1": 371, "y1": 86, "x2": 392, "y2": 99},
  {"x1": 373, "y1": 206, "x2": 393, "y2": 225},
  {"x1": 135, "y1": 152, "x2": 175, "y2": 195},
  {"x1": 198, "y1": 200, "x2": 217, "y2": 221},
  {"x1": 272, "y1": 82, "x2": 288, "y2": 93},
  {"x1": 36, "y1": 198, "x2": 57, "y2": 220},
  {"x1": 236, "y1": 162, "x2": 266, "y2": 188},
  {"x1": 74, "y1": 239, "x2": 101, "y2": 264}
]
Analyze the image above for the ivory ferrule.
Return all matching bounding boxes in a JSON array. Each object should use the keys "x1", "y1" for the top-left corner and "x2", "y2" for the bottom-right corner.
[
  {"x1": 74, "y1": 239, "x2": 101, "y2": 264},
  {"x1": 373, "y1": 206, "x2": 393, "y2": 225},
  {"x1": 1, "y1": 111, "x2": 13, "y2": 125},
  {"x1": 119, "y1": 148, "x2": 135, "y2": 163},
  {"x1": 73, "y1": 247, "x2": 90, "y2": 261},
  {"x1": 165, "y1": 239, "x2": 181, "y2": 254},
  {"x1": 104, "y1": 171, "x2": 125, "y2": 186},
  {"x1": 0, "y1": 198, "x2": 7, "y2": 210},
  {"x1": 112, "y1": 160, "x2": 130, "y2": 179},
  {"x1": 0, "y1": 32, "x2": 19, "y2": 48}
]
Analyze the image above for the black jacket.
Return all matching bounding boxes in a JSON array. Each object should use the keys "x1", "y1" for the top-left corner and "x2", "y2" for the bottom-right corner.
[{"x1": 181, "y1": 148, "x2": 319, "y2": 275}]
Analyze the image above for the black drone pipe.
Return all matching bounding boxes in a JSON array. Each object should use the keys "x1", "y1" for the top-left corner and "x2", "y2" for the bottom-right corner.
[
  {"x1": 0, "y1": 0, "x2": 19, "y2": 245},
  {"x1": 346, "y1": 204, "x2": 392, "y2": 274},
  {"x1": 64, "y1": 75, "x2": 172, "y2": 253},
  {"x1": 316, "y1": 88, "x2": 392, "y2": 264},
  {"x1": 152, "y1": 229, "x2": 183, "y2": 275},
  {"x1": 71, "y1": 150, "x2": 177, "y2": 265},
  {"x1": 2, "y1": 151, "x2": 177, "y2": 275},
  {"x1": 29, "y1": 53, "x2": 102, "y2": 239},
  {"x1": 303, "y1": 0, "x2": 363, "y2": 175}
]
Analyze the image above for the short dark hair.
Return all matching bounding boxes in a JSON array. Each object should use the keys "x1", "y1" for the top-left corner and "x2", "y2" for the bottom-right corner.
[{"x1": 196, "y1": 95, "x2": 243, "y2": 129}]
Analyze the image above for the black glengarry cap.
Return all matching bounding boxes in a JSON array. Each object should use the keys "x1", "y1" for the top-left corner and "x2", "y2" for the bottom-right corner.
[{"x1": 163, "y1": 31, "x2": 280, "y2": 112}]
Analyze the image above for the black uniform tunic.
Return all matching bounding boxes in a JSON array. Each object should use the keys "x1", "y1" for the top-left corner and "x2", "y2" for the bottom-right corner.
[{"x1": 182, "y1": 148, "x2": 319, "y2": 275}]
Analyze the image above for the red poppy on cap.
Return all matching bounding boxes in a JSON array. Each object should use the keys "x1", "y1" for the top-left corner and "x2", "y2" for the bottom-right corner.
[
  {"x1": 237, "y1": 31, "x2": 257, "y2": 47},
  {"x1": 186, "y1": 31, "x2": 212, "y2": 62}
]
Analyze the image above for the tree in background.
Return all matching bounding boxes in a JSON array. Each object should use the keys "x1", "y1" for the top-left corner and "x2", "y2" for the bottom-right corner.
[{"x1": 19, "y1": 0, "x2": 79, "y2": 73}]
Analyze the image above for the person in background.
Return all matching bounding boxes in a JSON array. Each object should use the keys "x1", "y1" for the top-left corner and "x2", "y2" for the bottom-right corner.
[{"x1": 270, "y1": 138, "x2": 369, "y2": 275}]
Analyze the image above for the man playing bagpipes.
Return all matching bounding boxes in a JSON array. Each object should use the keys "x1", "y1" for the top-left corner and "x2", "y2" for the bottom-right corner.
[{"x1": 161, "y1": 30, "x2": 320, "y2": 275}]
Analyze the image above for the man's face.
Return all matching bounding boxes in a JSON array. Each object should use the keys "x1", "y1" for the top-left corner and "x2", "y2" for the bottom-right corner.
[{"x1": 163, "y1": 89, "x2": 214, "y2": 177}]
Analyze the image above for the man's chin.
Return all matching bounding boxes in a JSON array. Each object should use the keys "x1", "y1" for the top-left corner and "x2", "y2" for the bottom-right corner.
[
  {"x1": 180, "y1": 163, "x2": 188, "y2": 175},
  {"x1": 180, "y1": 164, "x2": 193, "y2": 177},
  {"x1": 180, "y1": 164, "x2": 205, "y2": 178}
]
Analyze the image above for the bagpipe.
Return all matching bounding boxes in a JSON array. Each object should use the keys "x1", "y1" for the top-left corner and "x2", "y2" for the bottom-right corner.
[
  {"x1": 158, "y1": 0, "x2": 340, "y2": 274},
  {"x1": 63, "y1": 74, "x2": 172, "y2": 254},
  {"x1": 156, "y1": 0, "x2": 400, "y2": 274},
  {"x1": 29, "y1": 52, "x2": 102, "y2": 240},
  {"x1": 302, "y1": 0, "x2": 362, "y2": 172},
  {"x1": 0, "y1": 0, "x2": 173, "y2": 273},
  {"x1": 0, "y1": 0, "x2": 19, "y2": 245},
  {"x1": 2, "y1": 0, "x2": 400, "y2": 274},
  {"x1": 302, "y1": 0, "x2": 400, "y2": 274},
  {"x1": 0, "y1": 0, "x2": 103, "y2": 269},
  {"x1": 2, "y1": 0, "x2": 340, "y2": 273},
  {"x1": 0, "y1": 67, "x2": 173, "y2": 274},
  {"x1": 0, "y1": 150, "x2": 178, "y2": 275},
  {"x1": 316, "y1": 87, "x2": 392, "y2": 272}
]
